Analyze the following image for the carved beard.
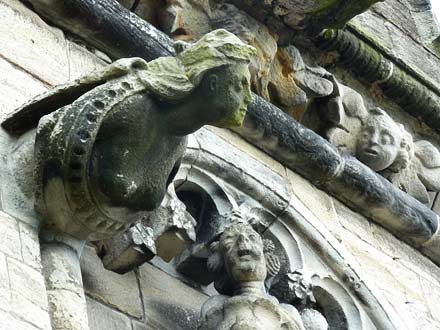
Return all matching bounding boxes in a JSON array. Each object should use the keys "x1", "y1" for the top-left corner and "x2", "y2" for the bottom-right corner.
[{"x1": 228, "y1": 255, "x2": 267, "y2": 282}]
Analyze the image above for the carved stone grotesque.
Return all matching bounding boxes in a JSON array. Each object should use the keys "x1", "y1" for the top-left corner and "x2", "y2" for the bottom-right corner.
[
  {"x1": 3, "y1": 29, "x2": 256, "y2": 241},
  {"x1": 198, "y1": 221, "x2": 305, "y2": 330},
  {"x1": 270, "y1": 271, "x2": 329, "y2": 330},
  {"x1": 303, "y1": 78, "x2": 440, "y2": 205}
]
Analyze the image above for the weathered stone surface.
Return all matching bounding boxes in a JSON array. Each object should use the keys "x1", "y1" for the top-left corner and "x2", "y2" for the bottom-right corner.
[
  {"x1": 98, "y1": 224, "x2": 155, "y2": 274},
  {"x1": 7, "y1": 257, "x2": 48, "y2": 309},
  {"x1": 0, "y1": 212, "x2": 21, "y2": 260},
  {"x1": 0, "y1": 0, "x2": 104, "y2": 86},
  {"x1": 19, "y1": 222, "x2": 42, "y2": 271},
  {"x1": 86, "y1": 297, "x2": 132, "y2": 330},
  {"x1": 0, "y1": 57, "x2": 47, "y2": 120},
  {"x1": 132, "y1": 320, "x2": 148, "y2": 330},
  {"x1": 80, "y1": 245, "x2": 143, "y2": 318},
  {"x1": 3, "y1": 30, "x2": 255, "y2": 244},
  {"x1": 138, "y1": 263, "x2": 208, "y2": 330},
  {"x1": 41, "y1": 241, "x2": 89, "y2": 330},
  {"x1": 0, "y1": 310, "x2": 44, "y2": 330},
  {"x1": 352, "y1": 4, "x2": 440, "y2": 86},
  {"x1": 0, "y1": 253, "x2": 11, "y2": 312},
  {"x1": 316, "y1": 27, "x2": 440, "y2": 133},
  {"x1": 10, "y1": 290, "x2": 51, "y2": 330},
  {"x1": 227, "y1": 0, "x2": 381, "y2": 35},
  {"x1": 199, "y1": 221, "x2": 304, "y2": 329}
]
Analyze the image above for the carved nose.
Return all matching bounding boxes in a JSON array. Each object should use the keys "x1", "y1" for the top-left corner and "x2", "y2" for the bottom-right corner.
[{"x1": 368, "y1": 132, "x2": 379, "y2": 146}]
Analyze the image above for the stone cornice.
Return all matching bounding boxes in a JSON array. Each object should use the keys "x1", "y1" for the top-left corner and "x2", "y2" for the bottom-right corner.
[
  {"x1": 19, "y1": 0, "x2": 440, "y2": 265},
  {"x1": 315, "y1": 27, "x2": 440, "y2": 131}
]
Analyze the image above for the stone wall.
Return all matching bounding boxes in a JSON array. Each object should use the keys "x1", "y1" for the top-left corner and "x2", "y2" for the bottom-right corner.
[{"x1": 1, "y1": 0, "x2": 440, "y2": 329}]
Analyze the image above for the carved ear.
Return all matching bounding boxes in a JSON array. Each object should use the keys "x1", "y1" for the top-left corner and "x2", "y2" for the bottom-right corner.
[{"x1": 208, "y1": 74, "x2": 218, "y2": 93}]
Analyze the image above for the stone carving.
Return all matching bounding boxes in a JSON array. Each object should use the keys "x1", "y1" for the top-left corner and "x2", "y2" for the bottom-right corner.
[
  {"x1": 270, "y1": 271, "x2": 329, "y2": 330},
  {"x1": 303, "y1": 78, "x2": 440, "y2": 205},
  {"x1": 3, "y1": 29, "x2": 256, "y2": 241},
  {"x1": 98, "y1": 185, "x2": 197, "y2": 273},
  {"x1": 159, "y1": 2, "x2": 334, "y2": 118},
  {"x1": 198, "y1": 220, "x2": 305, "y2": 330}
]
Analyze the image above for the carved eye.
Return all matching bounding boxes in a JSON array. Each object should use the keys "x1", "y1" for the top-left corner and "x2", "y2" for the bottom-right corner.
[
  {"x1": 248, "y1": 233, "x2": 258, "y2": 241},
  {"x1": 381, "y1": 132, "x2": 394, "y2": 145}
]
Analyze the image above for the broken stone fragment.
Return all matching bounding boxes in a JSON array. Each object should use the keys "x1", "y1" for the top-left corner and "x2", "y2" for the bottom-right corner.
[{"x1": 99, "y1": 185, "x2": 197, "y2": 273}]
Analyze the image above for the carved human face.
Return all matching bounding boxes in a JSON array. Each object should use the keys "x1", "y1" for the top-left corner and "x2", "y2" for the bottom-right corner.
[
  {"x1": 220, "y1": 224, "x2": 267, "y2": 283},
  {"x1": 207, "y1": 63, "x2": 252, "y2": 128},
  {"x1": 356, "y1": 115, "x2": 402, "y2": 171}
]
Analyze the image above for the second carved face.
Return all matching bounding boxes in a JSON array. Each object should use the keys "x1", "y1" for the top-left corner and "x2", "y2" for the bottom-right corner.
[
  {"x1": 220, "y1": 224, "x2": 267, "y2": 283},
  {"x1": 356, "y1": 113, "x2": 403, "y2": 171}
]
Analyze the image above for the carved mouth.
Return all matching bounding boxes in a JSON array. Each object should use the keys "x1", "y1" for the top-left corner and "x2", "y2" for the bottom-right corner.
[
  {"x1": 363, "y1": 148, "x2": 379, "y2": 156},
  {"x1": 238, "y1": 248, "x2": 253, "y2": 257}
]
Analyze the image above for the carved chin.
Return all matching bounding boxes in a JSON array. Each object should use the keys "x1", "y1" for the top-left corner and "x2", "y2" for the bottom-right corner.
[
  {"x1": 357, "y1": 153, "x2": 393, "y2": 171},
  {"x1": 230, "y1": 261, "x2": 266, "y2": 281}
]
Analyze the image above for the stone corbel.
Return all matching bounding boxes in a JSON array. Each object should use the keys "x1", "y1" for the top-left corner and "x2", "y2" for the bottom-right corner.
[{"x1": 2, "y1": 27, "x2": 257, "y2": 330}]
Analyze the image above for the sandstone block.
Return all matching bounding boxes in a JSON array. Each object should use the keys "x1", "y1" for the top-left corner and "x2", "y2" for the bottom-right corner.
[
  {"x1": 80, "y1": 245, "x2": 143, "y2": 318},
  {"x1": 86, "y1": 297, "x2": 132, "y2": 330}
]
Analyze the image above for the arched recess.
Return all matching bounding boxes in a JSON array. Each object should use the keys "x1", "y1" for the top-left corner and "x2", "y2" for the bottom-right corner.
[
  {"x1": 173, "y1": 128, "x2": 407, "y2": 330},
  {"x1": 312, "y1": 276, "x2": 363, "y2": 330}
]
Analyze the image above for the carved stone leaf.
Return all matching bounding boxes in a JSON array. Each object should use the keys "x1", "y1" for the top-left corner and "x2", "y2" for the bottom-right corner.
[
  {"x1": 415, "y1": 140, "x2": 440, "y2": 169},
  {"x1": 388, "y1": 166, "x2": 431, "y2": 205},
  {"x1": 407, "y1": 141, "x2": 440, "y2": 199}
]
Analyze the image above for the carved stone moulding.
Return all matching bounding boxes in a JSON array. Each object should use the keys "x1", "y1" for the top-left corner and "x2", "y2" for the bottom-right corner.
[
  {"x1": 315, "y1": 28, "x2": 440, "y2": 132},
  {"x1": 165, "y1": 130, "x2": 405, "y2": 330}
]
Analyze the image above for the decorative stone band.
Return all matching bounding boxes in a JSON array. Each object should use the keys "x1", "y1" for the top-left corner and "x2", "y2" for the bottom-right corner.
[
  {"x1": 237, "y1": 95, "x2": 440, "y2": 257},
  {"x1": 31, "y1": 67, "x2": 148, "y2": 240},
  {"x1": 23, "y1": 0, "x2": 440, "y2": 264},
  {"x1": 315, "y1": 28, "x2": 440, "y2": 132}
]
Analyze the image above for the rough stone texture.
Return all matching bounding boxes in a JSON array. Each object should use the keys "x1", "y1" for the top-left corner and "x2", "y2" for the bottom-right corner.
[
  {"x1": 86, "y1": 297, "x2": 132, "y2": 330},
  {"x1": 352, "y1": 1, "x2": 440, "y2": 86},
  {"x1": 131, "y1": 320, "x2": 148, "y2": 330},
  {"x1": 138, "y1": 263, "x2": 208, "y2": 330},
  {"x1": 0, "y1": 212, "x2": 51, "y2": 330},
  {"x1": 80, "y1": 245, "x2": 143, "y2": 318},
  {"x1": 1, "y1": 1, "x2": 440, "y2": 330},
  {"x1": 285, "y1": 167, "x2": 440, "y2": 328},
  {"x1": 41, "y1": 242, "x2": 89, "y2": 330},
  {"x1": 0, "y1": 0, "x2": 104, "y2": 87}
]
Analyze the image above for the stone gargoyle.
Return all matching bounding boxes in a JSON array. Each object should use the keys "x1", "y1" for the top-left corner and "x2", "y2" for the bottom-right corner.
[
  {"x1": 302, "y1": 77, "x2": 440, "y2": 205},
  {"x1": 1, "y1": 29, "x2": 256, "y2": 241},
  {"x1": 198, "y1": 219, "x2": 305, "y2": 330}
]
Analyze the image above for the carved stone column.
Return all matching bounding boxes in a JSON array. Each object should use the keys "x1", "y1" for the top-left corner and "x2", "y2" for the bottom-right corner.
[{"x1": 40, "y1": 233, "x2": 89, "y2": 330}]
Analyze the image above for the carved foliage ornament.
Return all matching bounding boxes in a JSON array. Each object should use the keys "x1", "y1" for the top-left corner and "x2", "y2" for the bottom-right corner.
[
  {"x1": 3, "y1": 29, "x2": 256, "y2": 240},
  {"x1": 303, "y1": 78, "x2": 440, "y2": 205}
]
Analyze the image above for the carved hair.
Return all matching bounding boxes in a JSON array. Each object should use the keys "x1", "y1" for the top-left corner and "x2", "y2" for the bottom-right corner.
[
  {"x1": 138, "y1": 29, "x2": 256, "y2": 102},
  {"x1": 368, "y1": 108, "x2": 414, "y2": 172}
]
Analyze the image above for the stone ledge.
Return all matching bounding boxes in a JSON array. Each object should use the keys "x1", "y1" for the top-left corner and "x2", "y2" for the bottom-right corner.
[{"x1": 315, "y1": 28, "x2": 440, "y2": 132}]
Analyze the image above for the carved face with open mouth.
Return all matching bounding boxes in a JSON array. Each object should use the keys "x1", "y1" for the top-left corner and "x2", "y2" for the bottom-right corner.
[
  {"x1": 220, "y1": 223, "x2": 267, "y2": 283},
  {"x1": 356, "y1": 112, "x2": 402, "y2": 172}
]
